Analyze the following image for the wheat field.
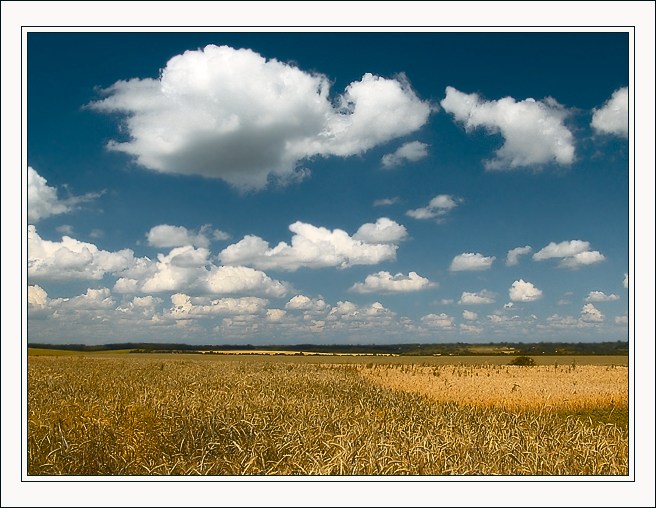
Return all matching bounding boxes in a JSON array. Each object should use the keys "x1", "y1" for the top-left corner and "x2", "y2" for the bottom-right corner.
[{"x1": 27, "y1": 354, "x2": 628, "y2": 476}]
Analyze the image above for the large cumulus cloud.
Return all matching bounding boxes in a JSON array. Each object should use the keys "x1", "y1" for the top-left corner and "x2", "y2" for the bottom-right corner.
[{"x1": 89, "y1": 45, "x2": 431, "y2": 190}]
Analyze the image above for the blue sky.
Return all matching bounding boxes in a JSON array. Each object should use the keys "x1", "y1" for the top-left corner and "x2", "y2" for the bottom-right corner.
[{"x1": 25, "y1": 31, "x2": 631, "y2": 345}]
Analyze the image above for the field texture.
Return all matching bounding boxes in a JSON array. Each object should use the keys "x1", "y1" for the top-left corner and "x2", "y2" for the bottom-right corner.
[{"x1": 27, "y1": 354, "x2": 628, "y2": 476}]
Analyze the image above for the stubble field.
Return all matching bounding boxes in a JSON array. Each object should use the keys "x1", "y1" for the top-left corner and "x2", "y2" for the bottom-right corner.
[{"x1": 27, "y1": 353, "x2": 628, "y2": 476}]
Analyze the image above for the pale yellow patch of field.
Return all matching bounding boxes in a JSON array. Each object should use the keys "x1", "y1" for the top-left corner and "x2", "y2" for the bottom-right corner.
[{"x1": 353, "y1": 363, "x2": 628, "y2": 411}]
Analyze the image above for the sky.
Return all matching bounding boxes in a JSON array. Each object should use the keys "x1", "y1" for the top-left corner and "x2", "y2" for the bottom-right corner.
[{"x1": 25, "y1": 30, "x2": 632, "y2": 345}]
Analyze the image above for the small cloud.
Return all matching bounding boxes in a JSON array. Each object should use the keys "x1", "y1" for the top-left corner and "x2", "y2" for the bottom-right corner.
[
  {"x1": 585, "y1": 291, "x2": 619, "y2": 302},
  {"x1": 213, "y1": 229, "x2": 231, "y2": 241},
  {"x1": 460, "y1": 323, "x2": 483, "y2": 334},
  {"x1": 56, "y1": 224, "x2": 74, "y2": 235},
  {"x1": 285, "y1": 295, "x2": 328, "y2": 312},
  {"x1": 381, "y1": 141, "x2": 428, "y2": 168},
  {"x1": 89, "y1": 229, "x2": 104, "y2": 239},
  {"x1": 350, "y1": 271, "x2": 436, "y2": 294},
  {"x1": 591, "y1": 87, "x2": 628, "y2": 138},
  {"x1": 353, "y1": 218, "x2": 408, "y2": 244},
  {"x1": 28, "y1": 166, "x2": 101, "y2": 223},
  {"x1": 506, "y1": 245, "x2": 532, "y2": 266},
  {"x1": 580, "y1": 303, "x2": 604, "y2": 323},
  {"x1": 440, "y1": 86, "x2": 575, "y2": 170},
  {"x1": 406, "y1": 194, "x2": 463, "y2": 222},
  {"x1": 558, "y1": 251, "x2": 606, "y2": 269},
  {"x1": 373, "y1": 197, "x2": 400, "y2": 207},
  {"x1": 614, "y1": 314, "x2": 628, "y2": 325},
  {"x1": 450, "y1": 252, "x2": 495, "y2": 272},
  {"x1": 623, "y1": 273, "x2": 628, "y2": 289},
  {"x1": 462, "y1": 310, "x2": 478, "y2": 321},
  {"x1": 27, "y1": 284, "x2": 49, "y2": 309},
  {"x1": 146, "y1": 224, "x2": 225, "y2": 249},
  {"x1": 509, "y1": 279, "x2": 542, "y2": 302},
  {"x1": 266, "y1": 309, "x2": 287, "y2": 322},
  {"x1": 533, "y1": 240, "x2": 605, "y2": 269},
  {"x1": 421, "y1": 313, "x2": 455, "y2": 330},
  {"x1": 458, "y1": 290, "x2": 495, "y2": 305}
]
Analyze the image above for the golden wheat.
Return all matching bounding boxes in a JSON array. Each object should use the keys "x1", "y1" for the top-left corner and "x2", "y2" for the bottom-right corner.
[
  {"x1": 27, "y1": 355, "x2": 628, "y2": 476},
  {"x1": 350, "y1": 363, "x2": 627, "y2": 411}
]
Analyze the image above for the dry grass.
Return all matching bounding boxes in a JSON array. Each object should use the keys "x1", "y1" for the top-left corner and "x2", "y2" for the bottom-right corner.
[{"x1": 27, "y1": 355, "x2": 628, "y2": 476}]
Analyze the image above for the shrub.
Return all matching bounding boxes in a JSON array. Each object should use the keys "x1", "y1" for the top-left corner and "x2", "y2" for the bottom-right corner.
[{"x1": 509, "y1": 356, "x2": 536, "y2": 366}]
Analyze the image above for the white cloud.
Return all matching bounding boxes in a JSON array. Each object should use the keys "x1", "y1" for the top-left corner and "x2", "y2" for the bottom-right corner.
[
  {"x1": 558, "y1": 251, "x2": 606, "y2": 269},
  {"x1": 462, "y1": 310, "x2": 478, "y2": 321},
  {"x1": 353, "y1": 217, "x2": 408, "y2": 244},
  {"x1": 28, "y1": 167, "x2": 70, "y2": 222},
  {"x1": 87, "y1": 239, "x2": 290, "y2": 298},
  {"x1": 614, "y1": 314, "x2": 628, "y2": 325},
  {"x1": 487, "y1": 314, "x2": 510, "y2": 324},
  {"x1": 509, "y1": 279, "x2": 543, "y2": 302},
  {"x1": 66, "y1": 288, "x2": 115, "y2": 310},
  {"x1": 56, "y1": 224, "x2": 74, "y2": 235},
  {"x1": 28, "y1": 225, "x2": 136, "y2": 281},
  {"x1": 330, "y1": 300, "x2": 359, "y2": 317},
  {"x1": 116, "y1": 295, "x2": 163, "y2": 318},
  {"x1": 28, "y1": 285, "x2": 126, "y2": 323},
  {"x1": 113, "y1": 278, "x2": 140, "y2": 294},
  {"x1": 27, "y1": 166, "x2": 100, "y2": 222},
  {"x1": 89, "y1": 45, "x2": 431, "y2": 190},
  {"x1": 213, "y1": 229, "x2": 231, "y2": 241},
  {"x1": 406, "y1": 194, "x2": 462, "y2": 222},
  {"x1": 458, "y1": 290, "x2": 495, "y2": 305},
  {"x1": 27, "y1": 285, "x2": 49, "y2": 309},
  {"x1": 205, "y1": 265, "x2": 289, "y2": 298},
  {"x1": 167, "y1": 293, "x2": 268, "y2": 320},
  {"x1": 450, "y1": 252, "x2": 495, "y2": 272},
  {"x1": 421, "y1": 313, "x2": 455, "y2": 330},
  {"x1": 591, "y1": 87, "x2": 628, "y2": 138},
  {"x1": 138, "y1": 247, "x2": 207, "y2": 293},
  {"x1": 219, "y1": 220, "x2": 401, "y2": 271},
  {"x1": 533, "y1": 240, "x2": 605, "y2": 269},
  {"x1": 146, "y1": 224, "x2": 225, "y2": 248},
  {"x1": 327, "y1": 301, "x2": 396, "y2": 329},
  {"x1": 460, "y1": 323, "x2": 483, "y2": 334},
  {"x1": 506, "y1": 245, "x2": 532, "y2": 266},
  {"x1": 623, "y1": 273, "x2": 628, "y2": 289},
  {"x1": 585, "y1": 291, "x2": 620, "y2": 302},
  {"x1": 441, "y1": 86, "x2": 575, "y2": 169},
  {"x1": 533, "y1": 240, "x2": 590, "y2": 260},
  {"x1": 381, "y1": 141, "x2": 428, "y2": 168},
  {"x1": 285, "y1": 295, "x2": 328, "y2": 312},
  {"x1": 580, "y1": 303, "x2": 604, "y2": 323},
  {"x1": 350, "y1": 271, "x2": 436, "y2": 294},
  {"x1": 544, "y1": 314, "x2": 584, "y2": 329},
  {"x1": 266, "y1": 309, "x2": 287, "y2": 322},
  {"x1": 373, "y1": 197, "x2": 399, "y2": 207}
]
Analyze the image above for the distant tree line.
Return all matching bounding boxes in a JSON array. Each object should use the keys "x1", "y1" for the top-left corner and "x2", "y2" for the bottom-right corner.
[{"x1": 27, "y1": 341, "x2": 629, "y2": 356}]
